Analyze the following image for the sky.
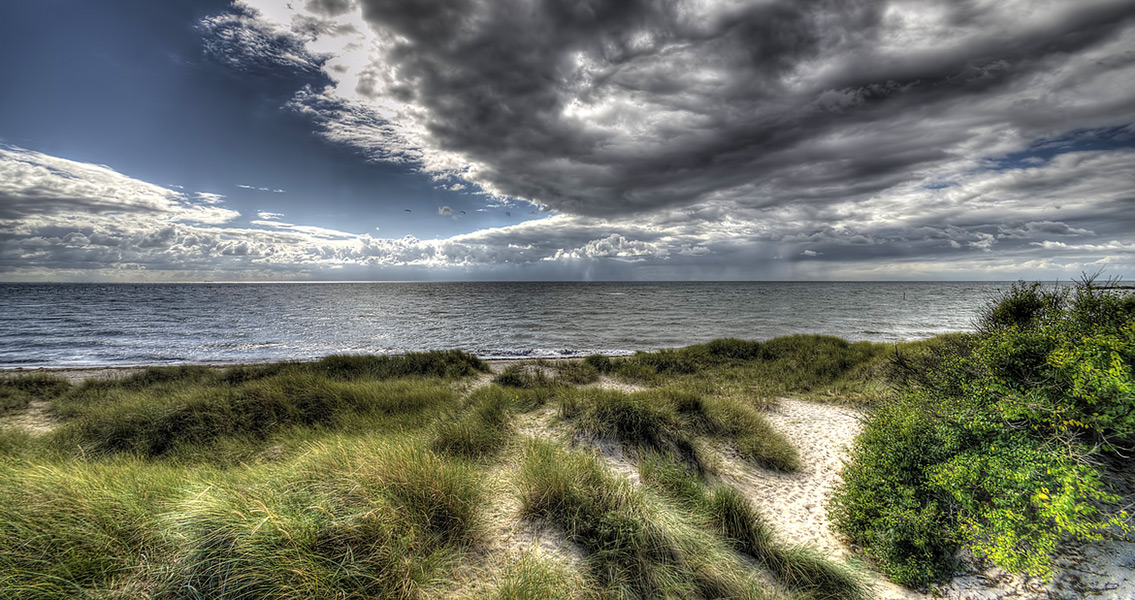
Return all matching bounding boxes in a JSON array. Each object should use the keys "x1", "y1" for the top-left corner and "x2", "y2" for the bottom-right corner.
[{"x1": 1, "y1": 0, "x2": 1134, "y2": 282}]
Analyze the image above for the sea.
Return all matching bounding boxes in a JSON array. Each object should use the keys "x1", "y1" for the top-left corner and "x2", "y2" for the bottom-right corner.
[{"x1": 0, "y1": 281, "x2": 1021, "y2": 368}]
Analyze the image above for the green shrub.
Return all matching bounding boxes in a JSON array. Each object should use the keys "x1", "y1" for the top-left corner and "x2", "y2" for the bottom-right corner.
[
  {"x1": 831, "y1": 277, "x2": 1134, "y2": 586},
  {"x1": 828, "y1": 398, "x2": 960, "y2": 586}
]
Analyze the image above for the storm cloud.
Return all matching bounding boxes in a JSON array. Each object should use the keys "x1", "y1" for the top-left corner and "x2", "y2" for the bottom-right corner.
[{"x1": 258, "y1": 0, "x2": 1135, "y2": 219}]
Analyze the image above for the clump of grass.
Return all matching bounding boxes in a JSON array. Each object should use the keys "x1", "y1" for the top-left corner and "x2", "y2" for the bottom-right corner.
[
  {"x1": 709, "y1": 487, "x2": 870, "y2": 600},
  {"x1": 310, "y1": 350, "x2": 489, "y2": 380},
  {"x1": 0, "y1": 436, "x2": 486, "y2": 599},
  {"x1": 54, "y1": 375, "x2": 457, "y2": 459},
  {"x1": 516, "y1": 440, "x2": 766, "y2": 598},
  {"x1": 477, "y1": 552, "x2": 581, "y2": 600},
  {"x1": 583, "y1": 354, "x2": 614, "y2": 374},
  {"x1": 562, "y1": 387, "x2": 798, "y2": 472},
  {"x1": 0, "y1": 373, "x2": 71, "y2": 415},
  {"x1": 0, "y1": 457, "x2": 179, "y2": 598},
  {"x1": 316, "y1": 440, "x2": 485, "y2": 548},
  {"x1": 168, "y1": 440, "x2": 484, "y2": 599},
  {"x1": 700, "y1": 395, "x2": 800, "y2": 471},
  {"x1": 493, "y1": 360, "x2": 602, "y2": 389},
  {"x1": 563, "y1": 387, "x2": 703, "y2": 470},
  {"x1": 432, "y1": 386, "x2": 515, "y2": 459},
  {"x1": 640, "y1": 454, "x2": 870, "y2": 600},
  {"x1": 550, "y1": 361, "x2": 600, "y2": 386},
  {"x1": 493, "y1": 364, "x2": 556, "y2": 389}
]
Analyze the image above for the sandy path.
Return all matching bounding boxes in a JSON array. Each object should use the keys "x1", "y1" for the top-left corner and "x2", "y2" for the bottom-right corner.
[
  {"x1": 720, "y1": 398, "x2": 1135, "y2": 600},
  {"x1": 716, "y1": 399, "x2": 923, "y2": 599}
]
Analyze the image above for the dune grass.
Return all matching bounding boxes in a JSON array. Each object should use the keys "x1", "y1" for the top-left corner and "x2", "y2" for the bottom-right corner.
[
  {"x1": 0, "y1": 373, "x2": 70, "y2": 416},
  {"x1": 431, "y1": 385, "x2": 516, "y2": 459},
  {"x1": 167, "y1": 440, "x2": 483, "y2": 600},
  {"x1": 516, "y1": 440, "x2": 772, "y2": 599},
  {"x1": 610, "y1": 335, "x2": 892, "y2": 404},
  {"x1": 561, "y1": 386, "x2": 799, "y2": 472},
  {"x1": 0, "y1": 437, "x2": 486, "y2": 600},
  {"x1": 52, "y1": 376, "x2": 458, "y2": 461},
  {"x1": 640, "y1": 453, "x2": 871, "y2": 600},
  {"x1": 473, "y1": 552, "x2": 582, "y2": 600},
  {"x1": 0, "y1": 339, "x2": 903, "y2": 599},
  {"x1": 38, "y1": 351, "x2": 487, "y2": 462},
  {"x1": 0, "y1": 456, "x2": 179, "y2": 599}
]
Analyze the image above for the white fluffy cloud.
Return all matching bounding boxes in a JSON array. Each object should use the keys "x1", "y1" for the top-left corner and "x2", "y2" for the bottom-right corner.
[{"x1": 4, "y1": 141, "x2": 1134, "y2": 280}]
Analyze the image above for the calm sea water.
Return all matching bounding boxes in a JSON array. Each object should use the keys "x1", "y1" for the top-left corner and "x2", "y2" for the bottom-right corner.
[{"x1": 0, "y1": 281, "x2": 1016, "y2": 368}]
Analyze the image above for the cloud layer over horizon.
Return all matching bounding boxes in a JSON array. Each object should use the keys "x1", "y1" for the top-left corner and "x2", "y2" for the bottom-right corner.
[{"x1": 2, "y1": 0, "x2": 1134, "y2": 281}]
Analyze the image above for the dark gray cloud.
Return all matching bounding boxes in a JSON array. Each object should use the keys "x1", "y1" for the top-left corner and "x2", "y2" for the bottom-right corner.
[
  {"x1": 305, "y1": 0, "x2": 355, "y2": 17},
  {"x1": 325, "y1": 0, "x2": 1135, "y2": 218}
]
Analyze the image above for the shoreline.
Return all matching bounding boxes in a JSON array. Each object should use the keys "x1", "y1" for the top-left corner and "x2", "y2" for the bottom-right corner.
[{"x1": 0, "y1": 356, "x2": 594, "y2": 384}]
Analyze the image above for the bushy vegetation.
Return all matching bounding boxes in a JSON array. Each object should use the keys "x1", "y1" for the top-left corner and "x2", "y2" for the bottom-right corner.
[{"x1": 831, "y1": 278, "x2": 1135, "y2": 586}]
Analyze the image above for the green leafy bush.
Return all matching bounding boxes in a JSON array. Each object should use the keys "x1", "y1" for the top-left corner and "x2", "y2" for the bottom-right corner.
[{"x1": 831, "y1": 278, "x2": 1134, "y2": 586}]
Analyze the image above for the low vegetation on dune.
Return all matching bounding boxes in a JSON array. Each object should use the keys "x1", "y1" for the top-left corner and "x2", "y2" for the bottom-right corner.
[
  {"x1": 560, "y1": 386, "x2": 800, "y2": 472},
  {"x1": 831, "y1": 277, "x2": 1135, "y2": 586},
  {"x1": 0, "y1": 342, "x2": 884, "y2": 599},
  {"x1": 4, "y1": 292, "x2": 1130, "y2": 598},
  {"x1": 0, "y1": 372, "x2": 69, "y2": 416}
]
